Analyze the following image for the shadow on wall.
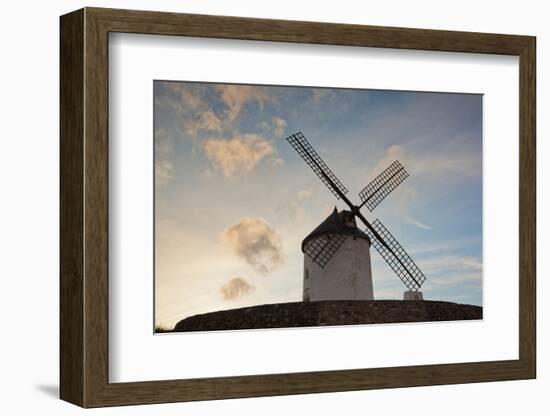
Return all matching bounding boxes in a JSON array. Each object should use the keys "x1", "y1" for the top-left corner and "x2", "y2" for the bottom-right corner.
[{"x1": 34, "y1": 384, "x2": 58, "y2": 399}]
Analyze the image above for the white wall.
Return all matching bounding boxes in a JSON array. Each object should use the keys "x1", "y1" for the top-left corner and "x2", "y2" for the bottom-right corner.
[
  {"x1": 0, "y1": 0, "x2": 546, "y2": 415},
  {"x1": 304, "y1": 237, "x2": 374, "y2": 301}
]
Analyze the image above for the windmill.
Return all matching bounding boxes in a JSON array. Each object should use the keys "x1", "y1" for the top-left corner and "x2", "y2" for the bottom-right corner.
[{"x1": 286, "y1": 131, "x2": 427, "y2": 302}]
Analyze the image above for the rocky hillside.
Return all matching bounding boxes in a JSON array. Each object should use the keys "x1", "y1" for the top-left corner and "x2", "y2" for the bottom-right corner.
[{"x1": 171, "y1": 300, "x2": 482, "y2": 332}]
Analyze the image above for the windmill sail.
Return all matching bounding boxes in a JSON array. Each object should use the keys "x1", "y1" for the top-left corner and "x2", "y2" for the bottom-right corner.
[
  {"x1": 286, "y1": 131, "x2": 427, "y2": 290},
  {"x1": 304, "y1": 234, "x2": 349, "y2": 268},
  {"x1": 286, "y1": 132, "x2": 349, "y2": 199},
  {"x1": 359, "y1": 160, "x2": 409, "y2": 211},
  {"x1": 363, "y1": 219, "x2": 426, "y2": 291}
]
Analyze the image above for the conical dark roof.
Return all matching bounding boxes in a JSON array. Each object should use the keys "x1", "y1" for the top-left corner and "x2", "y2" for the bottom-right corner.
[{"x1": 301, "y1": 207, "x2": 370, "y2": 252}]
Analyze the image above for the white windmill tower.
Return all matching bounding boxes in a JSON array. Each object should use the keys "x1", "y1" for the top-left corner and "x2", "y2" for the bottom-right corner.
[
  {"x1": 302, "y1": 207, "x2": 374, "y2": 301},
  {"x1": 286, "y1": 132, "x2": 427, "y2": 302}
]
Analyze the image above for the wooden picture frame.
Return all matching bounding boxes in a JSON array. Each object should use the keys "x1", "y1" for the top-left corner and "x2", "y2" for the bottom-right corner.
[{"x1": 60, "y1": 7, "x2": 536, "y2": 408}]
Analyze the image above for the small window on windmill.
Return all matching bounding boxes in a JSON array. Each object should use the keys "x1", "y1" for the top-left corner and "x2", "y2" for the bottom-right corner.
[
  {"x1": 343, "y1": 212, "x2": 355, "y2": 228},
  {"x1": 305, "y1": 268, "x2": 309, "y2": 280}
]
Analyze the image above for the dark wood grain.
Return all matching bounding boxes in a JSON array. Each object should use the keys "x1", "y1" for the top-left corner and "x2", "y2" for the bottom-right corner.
[
  {"x1": 60, "y1": 7, "x2": 536, "y2": 408},
  {"x1": 88, "y1": 7, "x2": 532, "y2": 54},
  {"x1": 518, "y1": 38, "x2": 536, "y2": 376},
  {"x1": 83, "y1": 10, "x2": 110, "y2": 406},
  {"x1": 59, "y1": 8, "x2": 84, "y2": 406}
]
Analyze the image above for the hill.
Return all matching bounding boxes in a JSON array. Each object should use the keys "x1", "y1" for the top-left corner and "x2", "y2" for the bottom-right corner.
[{"x1": 169, "y1": 300, "x2": 482, "y2": 332}]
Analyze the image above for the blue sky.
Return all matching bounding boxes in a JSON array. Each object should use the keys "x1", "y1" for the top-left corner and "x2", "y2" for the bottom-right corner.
[{"x1": 154, "y1": 81, "x2": 482, "y2": 328}]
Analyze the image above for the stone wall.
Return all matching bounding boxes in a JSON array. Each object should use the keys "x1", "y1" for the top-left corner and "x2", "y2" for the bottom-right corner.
[{"x1": 171, "y1": 300, "x2": 482, "y2": 332}]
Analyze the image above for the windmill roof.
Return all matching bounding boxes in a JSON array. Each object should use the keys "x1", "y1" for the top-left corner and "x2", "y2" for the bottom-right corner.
[{"x1": 301, "y1": 207, "x2": 370, "y2": 252}]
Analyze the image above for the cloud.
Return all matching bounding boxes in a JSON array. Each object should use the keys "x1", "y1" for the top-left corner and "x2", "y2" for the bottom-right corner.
[
  {"x1": 297, "y1": 190, "x2": 313, "y2": 200},
  {"x1": 156, "y1": 83, "x2": 222, "y2": 137},
  {"x1": 409, "y1": 237, "x2": 481, "y2": 256},
  {"x1": 220, "y1": 277, "x2": 255, "y2": 300},
  {"x1": 459, "y1": 257, "x2": 482, "y2": 271},
  {"x1": 277, "y1": 199, "x2": 308, "y2": 224},
  {"x1": 271, "y1": 157, "x2": 285, "y2": 167},
  {"x1": 217, "y1": 85, "x2": 268, "y2": 121},
  {"x1": 184, "y1": 110, "x2": 222, "y2": 136},
  {"x1": 422, "y1": 254, "x2": 483, "y2": 280},
  {"x1": 175, "y1": 84, "x2": 205, "y2": 111},
  {"x1": 156, "y1": 160, "x2": 175, "y2": 186},
  {"x1": 369, "y1": 145, "x2": 405, "y2": 180},
  {"x1": 373, "y1": 251, "x2": 482, "y2": 294},
  {"x1": 222, "y1": 217, "x2": 284, "y2": 274},
  {"x1": 404, "y1": 216, "x2": 432, "y2": 230},
  {"x1": 275, "y1": 190, "x2": 312, "y2": 223},
  {"x1": 271, "y1": 117, "x2": 288, "y2": 137},
  {"x1": 155, "y1": 129, "x2": 175, "y2": 186},
  {"x1": 365, "y1": 143, "x2": 481, "y2": 217},
  {"x1": 371, "y1": 144, "x2": 481, "y2": 180},
  {"x1": 260, "y1": 117, "x2": 287, "y2": 138},
  {"x1": 204, "y1": 134, "x2": 274, "y2": 177}
]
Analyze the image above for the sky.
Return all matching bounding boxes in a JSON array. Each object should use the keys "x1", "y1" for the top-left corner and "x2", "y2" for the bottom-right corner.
[{"x1": 154, "y1": 81, "x2": 483, "y2": 329}]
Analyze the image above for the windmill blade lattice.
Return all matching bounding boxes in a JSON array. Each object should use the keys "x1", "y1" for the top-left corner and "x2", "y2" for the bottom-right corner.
[
  {"x1": 359, "y1": 160, "x2": 409, "y2": 211},
  {"x1": 286, "y1": 132, "x2": 349, "y2": 199},
  {"x1": 286, "y1": 131, "x2": 428, "y2": 291},
  {"x1": 364, "y1": 219, "x2": 426, "y2": 291},
  {"x1": 304, "y1": 234, "x2": 349, "y2": 268}
]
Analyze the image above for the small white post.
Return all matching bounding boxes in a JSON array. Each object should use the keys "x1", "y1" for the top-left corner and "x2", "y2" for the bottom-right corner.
[{"x1": 403, "y1": 291, "x2": 423, "y2": 301}]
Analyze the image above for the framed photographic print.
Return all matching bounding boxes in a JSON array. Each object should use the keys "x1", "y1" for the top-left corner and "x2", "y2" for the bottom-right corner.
[
  {"x1": 60, "y1": 7, "x2": 536, "y2": 408},
  {"x1": 153, "y1": 81, "x2": 484, "y2": 334}
]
